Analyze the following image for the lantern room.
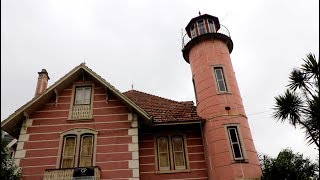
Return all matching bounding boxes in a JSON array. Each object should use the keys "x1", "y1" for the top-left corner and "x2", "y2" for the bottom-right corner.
[
  {"x1": 185, "y1": 14, "x2": 220, "y2": 39},
  {"x1": 182, "y1": 13, "x2": 233, "y2": 63}
]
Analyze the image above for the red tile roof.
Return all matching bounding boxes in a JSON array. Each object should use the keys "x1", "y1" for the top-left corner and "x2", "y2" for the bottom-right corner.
[{"x1": 123, "y1": 90, "x2": 203, "y2": 123}]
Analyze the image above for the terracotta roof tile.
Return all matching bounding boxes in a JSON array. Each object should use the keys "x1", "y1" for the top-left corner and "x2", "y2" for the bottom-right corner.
[{"x1": 123, "y1": 90, "x2": 203, "y2": 123}]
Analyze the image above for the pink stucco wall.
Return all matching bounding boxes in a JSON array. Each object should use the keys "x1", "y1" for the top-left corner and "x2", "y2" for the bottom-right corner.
[{"x1": 189, "y1": 38, "x2": 262, "y2": 180}]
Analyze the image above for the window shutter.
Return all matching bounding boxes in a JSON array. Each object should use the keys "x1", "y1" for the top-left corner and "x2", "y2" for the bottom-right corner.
[
  {"x1": 61, "y1": 136, "x2": 76, "y2": 168},
  {"x1": 79, "y1": 135, "x2": 94, "y2": 167},
  {"x1": 157, "y1": 137, "x2": 170, "y2": 170},
  {"x1": 172, "y1": 136, "x2": 186, "y2": 169}
]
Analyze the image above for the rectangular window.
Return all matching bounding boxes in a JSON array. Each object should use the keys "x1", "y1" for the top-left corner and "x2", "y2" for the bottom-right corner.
[
  {"x1": 156, "y1": 135, "x2": 187, "y2": 172},
  {"x1": 197, "y1": 20, "x2": 207, "y2": 35},
  {"x1": 208, "y1": 19, "x2": 216, "y2": 33},
  {"x1": 70, "y1": 85, "x2": 93, "y2": 120},
  {"x1": 75, "y1": 87, "x2": 92, "y2": 105},
  {"x1": 214, "y1": 67, "x2": 228, "y2": 92},
  {"x1": 227, "y1": 127, "x2": 244, "y2": 160},
  {"x1": 192, "y1": 78, "x2": 198, "y2": 104},
  {"x1": 61, "y1": 134, "x2": 94, "y2": 168}
]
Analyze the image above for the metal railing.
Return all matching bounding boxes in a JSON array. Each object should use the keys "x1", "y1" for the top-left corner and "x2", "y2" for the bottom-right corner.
[
  {"x1": 182, "y1": 24, "x2": 231, "y2": 49},
  {"x1": 43, "y1": 167, "x2": 100, "y2": 180}
]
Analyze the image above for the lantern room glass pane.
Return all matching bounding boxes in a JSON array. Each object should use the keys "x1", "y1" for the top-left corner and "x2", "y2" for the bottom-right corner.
[
  {"x1": 197, "y1": 20, "x2": 207, "y2": 35},
  {"x1": 208, "y1": 19, "x2": 216, "y2": 33}
]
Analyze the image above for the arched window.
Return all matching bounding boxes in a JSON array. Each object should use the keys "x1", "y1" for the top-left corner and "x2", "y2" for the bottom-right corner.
[{"x1": 57, "y1": 128, "x2": 98, "y2": 168}]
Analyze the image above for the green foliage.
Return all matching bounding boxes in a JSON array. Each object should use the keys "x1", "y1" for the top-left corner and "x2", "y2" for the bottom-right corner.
[
  {"x1": 1, "y1": 131, "x2": 21, "y2": 180},
  {"x1": 260, "y1": 148, "x2": 319, "y2": 180},
  {"x1": 273, "y1": 53, "x2": 320, "y2": 148}
]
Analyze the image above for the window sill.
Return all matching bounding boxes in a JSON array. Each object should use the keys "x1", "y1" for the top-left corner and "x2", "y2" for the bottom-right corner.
[
  {"x1": 67, "y1": 117, "x2": 94, "y2": 122},
  {"x1": 231, "y1": 159, "x2": 249, "y2": 163},
  {"x1": 155, "y1": 169, "x2": 191, "y2": 174},
  {"x1": 217, "y1": 91, "x2": 232, "y2": 95}
]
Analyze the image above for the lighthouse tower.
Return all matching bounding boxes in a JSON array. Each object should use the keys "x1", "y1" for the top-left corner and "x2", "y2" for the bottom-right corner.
[{"x1": 182, "y1": 14, "x2": 262, "y2": 179}]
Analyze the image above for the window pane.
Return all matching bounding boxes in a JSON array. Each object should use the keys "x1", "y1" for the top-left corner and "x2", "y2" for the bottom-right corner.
[
  {"x1": 159, "y1": 153, "x2": 170, "y2": 169},
  {"x1": 174, "y1": 152, "x2": 185, "y2": 168},
  {"x1": 79, "y1": 135, "x2": 93, "y2": 167},
  {"x1": 208, "y1": 20, "x2": 215, "y2": 33},
  {"x1": 215, "y1": 69, "x2": 223, "y2": 80},
  {"x1": 62, "y1": 136, "x2": 76, "y2": 168},
  {"x1": 229, "y1": 128, "x2": 238, "y2": 143},
  {"x1": 158, "y1": 137, "x2": 168, "y2": 153},
  {"x1": 75, "y1": 88, "x2": 84, "y2": 104},
  {"x1": 232, "y1": 144, "x2": 242, "y2": 158},
  {"x1": 83, "y1": 88, "x2": 91, "y2": 104},
  {"x1": 197, "y1": 20, "x2": 206, "y2": 35},
  {"x1": 218, "y1": 81, "x2": 226, "y2": 92},
  {"x1": 172, "y1": 136, "x2": 183, "y2": 151},
  {"x1": 62, "y1": 159, "x2": 74, "y2": 168}
]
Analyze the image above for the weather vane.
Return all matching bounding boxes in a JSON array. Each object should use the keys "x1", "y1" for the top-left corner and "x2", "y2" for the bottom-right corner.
[{"x1": 82, "y1": 56, "x2": 87, "y2": 65}]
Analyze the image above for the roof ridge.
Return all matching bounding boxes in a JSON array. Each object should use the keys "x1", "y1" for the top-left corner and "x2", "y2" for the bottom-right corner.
[{"x1": 123, "y1": 89, "x2": 194, "y2": 105}]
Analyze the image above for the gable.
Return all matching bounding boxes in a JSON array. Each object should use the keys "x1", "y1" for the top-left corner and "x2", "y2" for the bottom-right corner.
[{"x1": 1, "y1": 63, "x2": 151, "y2": 138}]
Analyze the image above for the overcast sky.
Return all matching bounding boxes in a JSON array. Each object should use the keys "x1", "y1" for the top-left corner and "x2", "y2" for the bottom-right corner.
[{"x1": 1, "y1": 0, "x2": 319, "y2": 161}]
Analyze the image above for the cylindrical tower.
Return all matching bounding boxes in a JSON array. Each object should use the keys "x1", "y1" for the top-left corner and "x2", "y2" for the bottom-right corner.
[{"x1": 182, "y1": 14, "x2": 262, "y2": 180}]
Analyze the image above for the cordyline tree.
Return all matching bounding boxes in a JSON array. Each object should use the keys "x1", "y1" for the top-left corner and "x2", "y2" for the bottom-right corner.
[{"x1": 273, "y1": 53, "x2": 319, "y2": 149}]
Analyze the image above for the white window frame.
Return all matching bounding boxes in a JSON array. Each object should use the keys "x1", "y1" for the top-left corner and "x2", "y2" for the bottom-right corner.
[
  {"x1": 213, "y1": 67, "x2": 228, "y2": 93},
  {"x1": 227, "y1": 126, "x2": 244, "y2": 160}
]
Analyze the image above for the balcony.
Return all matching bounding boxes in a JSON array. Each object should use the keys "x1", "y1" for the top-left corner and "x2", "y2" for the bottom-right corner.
[{"x1": 43, "y1": 166, "x2": 100, "y2": 180}]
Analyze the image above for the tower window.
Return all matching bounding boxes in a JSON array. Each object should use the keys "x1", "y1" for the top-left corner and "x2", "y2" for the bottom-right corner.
[
  {"x1": 190, "y1": 24, "x2": 197, "y2": 38},
  {"x1": 197, "y1": 20, "x2": 207, "y2": 35},
  {"x1": 192, "y1": 78, "x2": 198, "y2": 104},
  {"x1": 214, "y1": 67, "x2": 228, "y2": 92},
  {"x1": 208, "y1": 19, "x2": 216, "y2": 33},
  {"x1": 227, "y1": 126, "x2": 244, "y2": 160}
]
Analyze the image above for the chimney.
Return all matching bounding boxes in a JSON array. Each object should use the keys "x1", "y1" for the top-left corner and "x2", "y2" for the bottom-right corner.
[{"x1": 35, "y1": 69, "x2": 50, "y2": 96}]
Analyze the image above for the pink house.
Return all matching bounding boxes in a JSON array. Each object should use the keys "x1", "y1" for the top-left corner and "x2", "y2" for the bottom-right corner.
[{"x1": 1, "y1": 13, "x2": 262, "y2": 180}]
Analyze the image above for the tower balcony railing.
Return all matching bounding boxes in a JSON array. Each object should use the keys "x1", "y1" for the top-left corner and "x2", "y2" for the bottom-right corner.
[{"x1": 182, "y1": 24, "x2": 231, "y2": 49}]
